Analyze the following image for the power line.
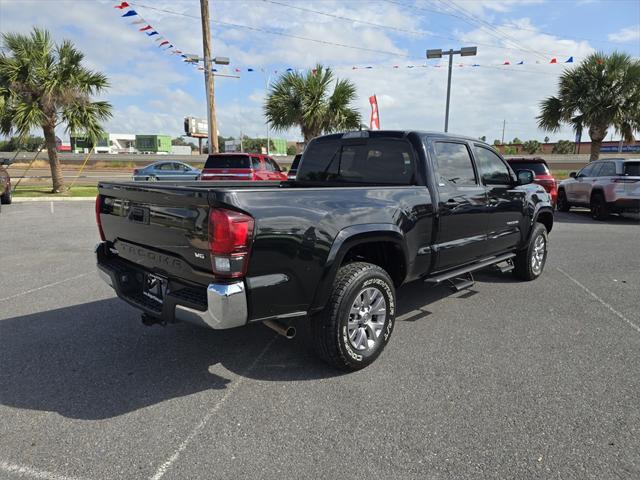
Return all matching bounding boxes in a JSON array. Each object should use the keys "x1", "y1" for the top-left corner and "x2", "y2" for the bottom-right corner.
[
  {"x1": 130, "y1": 2, "x2": 413, "y2": 58},
  {"x1": 381, "y1": 0, "x2": 574, "y2": 57}
]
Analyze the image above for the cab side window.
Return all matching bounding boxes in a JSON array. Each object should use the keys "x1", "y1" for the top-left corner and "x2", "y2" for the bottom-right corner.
[
  {"x1": 474, "y1": 146, "x2": 512, "y2": 185},
  {"x1": 433, "y1": 142, "x2": 477, "y2": 186},
  {"x1": 577, "y1": 164, "x2": 594, "y2": 177},
  {"x1": 250, "y1": 156, "x2": 261, "y2": 170},
  {"x1": 264, "y1": 158, "x2": 277, "y2": 172},
  {"x1": 599, "y1": 162, "x2": 616, "y2": 176}
]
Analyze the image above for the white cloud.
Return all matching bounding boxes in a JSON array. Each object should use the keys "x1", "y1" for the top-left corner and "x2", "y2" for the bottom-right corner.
[{"x1": 608, "y1": 26, "x2": 640, "y2": 43}]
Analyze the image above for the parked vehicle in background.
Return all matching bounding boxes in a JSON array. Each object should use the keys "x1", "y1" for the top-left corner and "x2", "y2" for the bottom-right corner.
[
  {"x1": 201, "y1": 153, "x2": 288, "y2": 181},
  {"x1": 96, "y1": 130, "x2": 553, "y2": 371},
  {"x1": 506, "y1": 157, "x2": 557, "y2": 206},
  {"x1": 132, "y1": 161, "x2": 201, "y2": 182},
  {"x1": 557, "y1": 158, "x2": 640, "y2": 220},
  {"x1": 288, "y1": 154, "x2": 302, "y2": 180},
  {"x1": 0, "y1": 158, "x2": 12, "y2": 209}
]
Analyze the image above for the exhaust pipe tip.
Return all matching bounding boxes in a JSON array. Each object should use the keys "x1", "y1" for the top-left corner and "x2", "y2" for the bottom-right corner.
[{"x1": 263, "y1": 319, "x2": 296, "y2": 339}]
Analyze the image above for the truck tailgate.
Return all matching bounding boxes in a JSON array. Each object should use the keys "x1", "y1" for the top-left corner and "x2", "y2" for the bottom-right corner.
[{"x1": 97, "y1": 182, "x2": 214, "y2": 284}]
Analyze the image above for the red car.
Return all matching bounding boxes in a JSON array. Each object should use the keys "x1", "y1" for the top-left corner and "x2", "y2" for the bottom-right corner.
[
  {"x1": 506, "y1": 157, "x2": 557, "y2": 205},
  {"x1": 201, "y1": 153, "x2": 288, "y2": 181}
]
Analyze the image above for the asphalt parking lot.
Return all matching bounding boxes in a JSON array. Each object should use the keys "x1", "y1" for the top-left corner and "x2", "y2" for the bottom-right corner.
[{"x1": 1, "y1": 202, "x2": 639, "y2": 480}]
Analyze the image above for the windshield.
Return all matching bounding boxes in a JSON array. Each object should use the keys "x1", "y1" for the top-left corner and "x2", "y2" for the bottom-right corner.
[
  {"x1": 507, "y1": 161, "x2": 549, "y2": 175},
  {"x1": 624, "y1": 162, "x2": 640, "y2": 176},
  {"x1": 204, "y1": 155, "x2": 250, "y2": 169}
]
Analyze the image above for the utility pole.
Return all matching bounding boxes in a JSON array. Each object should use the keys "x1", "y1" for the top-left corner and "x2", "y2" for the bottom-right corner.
[
  {"x1": 501, "y1": 119, "x2": 506, "y2": 144},
  {"x1": 200, "y1": 0, "x2": 218, "y2": 153}
]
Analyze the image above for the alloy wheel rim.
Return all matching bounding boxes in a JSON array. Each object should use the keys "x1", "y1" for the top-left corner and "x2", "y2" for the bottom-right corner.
[
  {"x1": 531, "y1": 234, "x2": 546, "y2": 275},
  {"x1": 347, "y1": 287, "x2": 386, "y2": 352}
]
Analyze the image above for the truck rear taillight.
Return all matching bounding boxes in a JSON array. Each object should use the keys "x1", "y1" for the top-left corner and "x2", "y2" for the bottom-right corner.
[
  {"x1": 208, "y1": 207, "x2": 254, "y2": 278},
  {"x1": 95, "y1": 194, "x2": 106, "y2": 241}
]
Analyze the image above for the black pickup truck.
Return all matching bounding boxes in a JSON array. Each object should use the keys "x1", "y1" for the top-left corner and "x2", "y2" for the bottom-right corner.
[{"x1": 96, "y1": 131, "x2": 553, "y2": 370}]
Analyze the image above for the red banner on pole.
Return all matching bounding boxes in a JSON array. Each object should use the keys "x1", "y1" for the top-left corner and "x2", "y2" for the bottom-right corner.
[{"x1": 369, "y1": 94, "x2": 380, "y2": 130}]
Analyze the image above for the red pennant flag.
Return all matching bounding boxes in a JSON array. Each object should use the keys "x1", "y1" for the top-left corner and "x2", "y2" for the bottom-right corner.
[
  {"x1": 114, "y1": 1, "x2": 130, "y2": 9},
  {"x1": 369, "y1": 95, "x2": 380, "y2": 130},
  {"x1": 550, "y1": 58, "x2": 557, "y2": 64},
  {"x1": 139, "y1": 25, "x2": 152, "y2": 31},
  {"x1": 159, "y1": 40, "x2": 169, "y2": 46},
  {"x1": 503, "y1": 60, "x2": 510, "y2": 65}
]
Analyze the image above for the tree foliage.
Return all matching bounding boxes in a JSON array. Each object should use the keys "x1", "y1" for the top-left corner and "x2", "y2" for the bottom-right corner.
[
  {"x1": 265, "y1": 64, "x2": 361, "y2": 144},
  {"x1": 537, "y1": 52, "x2": 640, "y2": 161},
  {"x1": 0, "y1": 135, "x2": 44, "y2": 152},
  {"x1": 552, "y1": 140, "x2": 574, "y2": 154},
  {"x1": 0, "y1": 28, "x2": 112, "y2": 191},
  {"x1": 523, "y1": 140, "x2": 541, "y2": 154}
]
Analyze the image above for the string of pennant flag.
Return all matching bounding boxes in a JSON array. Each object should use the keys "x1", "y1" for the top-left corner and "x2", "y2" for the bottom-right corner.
[{"x1": 114, "y1": 2, "x2": 577, "y2": 78}]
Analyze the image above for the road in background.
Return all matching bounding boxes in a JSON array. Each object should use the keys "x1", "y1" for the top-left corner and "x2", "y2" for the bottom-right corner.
[{"x1": 0, "y1": 202, "x2": 638, "y2": 479}]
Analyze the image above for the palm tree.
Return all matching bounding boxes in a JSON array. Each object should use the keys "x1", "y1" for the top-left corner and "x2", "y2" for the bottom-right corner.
[
  {"x1": 537, "y1": 52, "x2": 640, "y2": 162},
  {"x1": 0, "y1": 28, "x2": 112, "y2": 192},
  {"x1": 265, "y1": 64, "x2": 361, "y2": 144}
]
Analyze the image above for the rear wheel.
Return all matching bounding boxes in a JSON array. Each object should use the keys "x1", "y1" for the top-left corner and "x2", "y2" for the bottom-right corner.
[
  {"x1": 310, "y1": 262, "x2": 396, "y2": 371},
  {"x1": 590, "y1": 193, "x2": 610, "y2": 220},
  {"x1": 513, "y1": 223, "x2": 548, "y2": 281},
  {"x1": 148, "y1": 175, "x2": 157, "y2": 182},
  {"x1": 556, "y1": 189, "x2": 570, "y2": 212}
]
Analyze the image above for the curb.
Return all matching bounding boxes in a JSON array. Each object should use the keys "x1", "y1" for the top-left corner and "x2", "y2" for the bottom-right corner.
[{"x1": 13, "y1": 197, "x2": 95, "y2": 202}]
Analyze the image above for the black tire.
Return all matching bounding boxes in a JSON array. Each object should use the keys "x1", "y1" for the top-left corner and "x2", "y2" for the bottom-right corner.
[
  {"x1": 311, "y1": 262, "x2": 396, "y2": 371},
  {"x1": 556, "y1": 189, "x2": 570, "y2": 212},
  {"x1": 513, "y1": 223, "x2": 548, "y2": 281},
  {"x1": 590, "y1": 193, "x2": 610, "y2": 220},
  {"x1": 148, "y1": 175, "x2": 157, "y2": 182},
  {"x1": 1, "y1": 188, "x2": 12, "y2": 205}
]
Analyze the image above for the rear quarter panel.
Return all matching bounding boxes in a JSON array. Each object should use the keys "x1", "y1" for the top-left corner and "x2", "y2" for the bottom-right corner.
[{"x1": 214, "y1": 186, "x2": 433, "y2": 320}]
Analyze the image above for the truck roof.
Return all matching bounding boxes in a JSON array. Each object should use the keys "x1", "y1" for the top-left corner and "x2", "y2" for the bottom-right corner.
[{"x1": 316, "y1": 130, "x2": 491, "y2": 147}]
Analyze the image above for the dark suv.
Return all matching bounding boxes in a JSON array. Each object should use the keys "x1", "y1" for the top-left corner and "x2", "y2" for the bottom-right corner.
[{"x1": 0, "y1": 158, "x2": 12, "y2": 209}]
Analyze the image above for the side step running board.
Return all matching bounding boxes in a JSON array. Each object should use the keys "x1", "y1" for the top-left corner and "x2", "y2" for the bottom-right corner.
[{"x1": 425, "y1": 252, "x2": 516, "y2": 285}]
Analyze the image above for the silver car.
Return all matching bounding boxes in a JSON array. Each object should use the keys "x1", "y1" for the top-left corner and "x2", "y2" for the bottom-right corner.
[
  {"x1": 132, "y1": 161, "x2": 201, "y2": 182},
  {"x1": 557, "y1": 158, "x2": 640, "y2": 219}
]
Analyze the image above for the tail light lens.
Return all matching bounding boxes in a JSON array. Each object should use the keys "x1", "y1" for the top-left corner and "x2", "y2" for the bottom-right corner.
[
  {"x1": 208, "y1": 207, "x2": 254, "y2": 278},
  {"x1": 95, "y1": 194, "x2": 106, "y2": 241}
]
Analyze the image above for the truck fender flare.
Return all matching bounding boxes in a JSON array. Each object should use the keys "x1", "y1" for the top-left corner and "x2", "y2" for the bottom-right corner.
[
  {"x1": 531, "y1": 205, "x2": 554, "y2": 235},
  {"x1": 310, "y1": 224, "x2": 408, "y2": 313}
]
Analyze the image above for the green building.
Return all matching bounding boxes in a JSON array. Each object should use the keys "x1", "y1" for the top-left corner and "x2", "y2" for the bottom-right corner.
[
  {"x1": 135, "y1": 135, "x2": 172, "y2": 154},
  {"x1": 70, "y1": 133, "x2": 108, "y2": 153},
  {"x1": 270, "y1": 138, "x2": 287, "y2": 156}
]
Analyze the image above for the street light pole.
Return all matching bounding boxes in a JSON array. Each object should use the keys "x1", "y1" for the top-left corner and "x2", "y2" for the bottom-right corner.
[
  {"x1": 444, "y1": 50, "x2": 453, "y2": 133},
  {"x1": 426, "y1": 46, "x2": 477, "y2": 133},
  {"x1": 200, "y1": 0, "x2": 218, "y2": 153}
]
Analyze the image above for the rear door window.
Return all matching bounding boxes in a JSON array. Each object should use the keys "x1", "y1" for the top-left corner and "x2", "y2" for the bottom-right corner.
[
  {"x1": 432, "y1": 142, "x2": 477, "y2": 186},
  {"x1": 204, "y1": 155, "x2": 250, "y2": 169},
  {"x1": 263, "y1": 158, "x2": 276, "y2": 172},
  {"x1": 624, "y1": 162, "x2": 640, "y2": 176}
]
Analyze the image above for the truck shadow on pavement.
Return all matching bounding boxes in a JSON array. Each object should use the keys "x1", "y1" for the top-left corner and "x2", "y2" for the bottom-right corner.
[
  {"x1": 554, "y1": 210, "x2": 640, "y2": 225},
  {"x1": 0, "y1": 281, "x2": 489, "y2": 421}
]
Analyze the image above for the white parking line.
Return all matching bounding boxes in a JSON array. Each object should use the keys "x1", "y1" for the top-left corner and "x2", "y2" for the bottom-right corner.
[
  {"x1": 0, "y1": 273, "x2": 90, "y2": 303},
  {"x1": 557, "y1": 267, "x2": 640, "y2": 334},
  {"x1": 0, "y1": 461, "x2": 88, "y2": 480},
  {"x1": 150, "y1": 335, "x2": 279, "y2": 480}
]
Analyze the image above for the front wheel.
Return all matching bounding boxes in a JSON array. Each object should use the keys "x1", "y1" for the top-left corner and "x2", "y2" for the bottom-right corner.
[
  {"x1": 556, "y1": 189, "x2": 570, "y2": 212},
  {"x1": 310, "y1": 262, "x2": 396, "y2": 371},
  {"x1": 1, "y1": 188, "x2": 11, "y2": 205},
  {"x1": 513, "y1": 223, "x2": 548, "y2": 281},
  {"x1": 590, "y1": 193, "x2": 610, "y2": 220}
]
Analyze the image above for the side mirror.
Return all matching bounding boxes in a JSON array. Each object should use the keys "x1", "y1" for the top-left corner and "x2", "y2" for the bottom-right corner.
[
  {"x1": 569, "y1": 171, "x2": 577, "y2": 178},
  {"x1": 517, "y1": 169, "x2": 535, "y2": 185}
]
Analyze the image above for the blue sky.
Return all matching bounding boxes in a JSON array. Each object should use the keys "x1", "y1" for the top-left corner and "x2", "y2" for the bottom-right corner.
[{"x1": 1, "y1": 0, "x2": 639, "y2": 143}]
